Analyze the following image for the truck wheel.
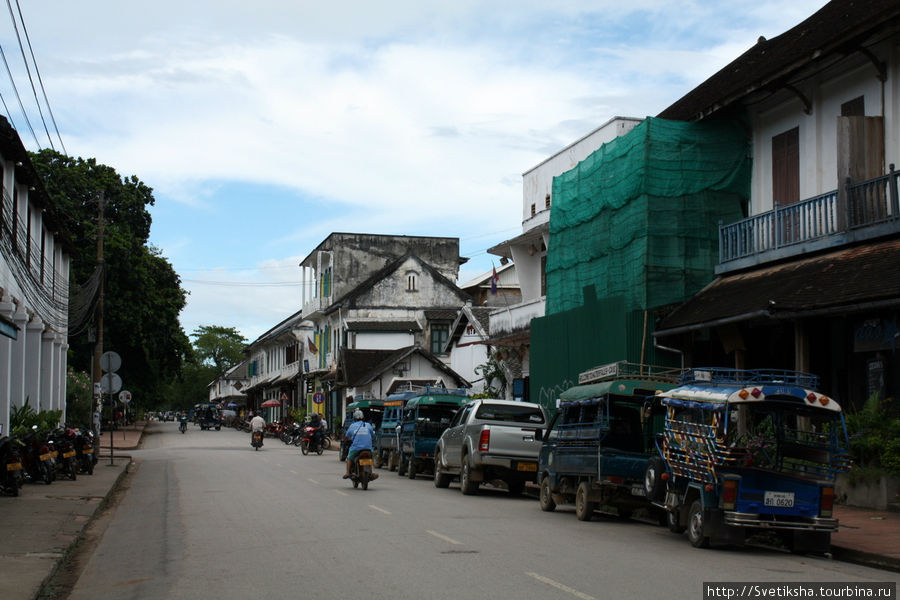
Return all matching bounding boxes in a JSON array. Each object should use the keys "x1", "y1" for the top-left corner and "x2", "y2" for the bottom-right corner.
[
  {"x1": 388, "y1": 452, "x2": 397, "y2": 472},
  {"x1": 575, "y1": 482, "x2": 595, "y2": 521},
  {"x1": 460, "y1": 457, "x2": 478, "y2": 495},
  {"x1": 539, "y1": 476, "x2": 556, "y2": 512},
  {"x1": 667, "y1": 509, "x2": 686, "y2": 533},
  {"x1": 687, "y1": 500, "x2": 710, "y2": 548},
  {"x1": 407, "y1": 458, "x2": 417, "y2": 479},
  {"x1": 398, "y1": 456, "x2": 407, "y2": 476},
  {"x1": 433, "y1": 451, "x2": 452, "y2": 488},
  {"x1": 643, "y1": 456, "x2": 666, "y2": 501}
]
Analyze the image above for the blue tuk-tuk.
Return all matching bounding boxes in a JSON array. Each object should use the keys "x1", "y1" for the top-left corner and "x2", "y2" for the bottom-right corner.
[
  {"x1": 398, "y1": 387, "x2": 468, "y2": 479},
  {"x1": 339, "y1": 398, "x2": 385, "y2": 461},
  {"x1": 376, "y1": 390, "x2": 418, "y2": 471},
  {"x1": 655, "y1": 368, "x2": 851, "y2": 553}
]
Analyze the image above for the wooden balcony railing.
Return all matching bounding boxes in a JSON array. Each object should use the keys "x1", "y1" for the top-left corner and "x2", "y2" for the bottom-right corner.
[{"x1": 720, "y1": 165, "x2": 899, "y2": 265}]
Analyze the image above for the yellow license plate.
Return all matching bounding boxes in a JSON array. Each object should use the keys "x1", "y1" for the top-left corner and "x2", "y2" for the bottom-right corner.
[
  {"x1": 359, "y1": 458, "x2": 374, "y2": 466},
  {"x1": 7, "y1": 462, "x2": 21, "y2": 471},
  {"x1": 516, "y1": 462, "x2": 537, "y2": 472},
  {"x1": 40, "y1": 453, "x2": 53, "y2": 462},
  {"x1": 83, "y1": 448, "x2": 93, "y2": 454},
  {"x1": 63, "y1": 451, "x2": 76, "y2": 459}
]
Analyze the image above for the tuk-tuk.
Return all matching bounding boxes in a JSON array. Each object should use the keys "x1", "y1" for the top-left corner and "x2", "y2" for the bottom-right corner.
[
  {"x1": 655, "y1": 368, "x2": 851, "y2": 552},
  {"x1": 538, "y1": 361, "x2": 680, "y2": 521},
  {"x1": 340, "y1": 398, "x2": 385, "y2": 461},
  {"x1": 376, "y1": 390, "x2": 418, "y2": 471},
  {"x1": 197, "y1": 404, "x2": 222, "y2": 431},
  {"x1": 398, "y1": 388, "x2": 468, "y2": 479}
]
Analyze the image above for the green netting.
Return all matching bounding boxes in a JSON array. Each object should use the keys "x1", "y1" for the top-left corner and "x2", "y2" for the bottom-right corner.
[{"x1": 546, "y1": 117, "x2": 750, "y2": 314}]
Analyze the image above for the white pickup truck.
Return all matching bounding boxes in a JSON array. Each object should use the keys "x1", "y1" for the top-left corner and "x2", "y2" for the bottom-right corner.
[{"x1": 433, "y1": 398, "x2": 547, "y2": 495}]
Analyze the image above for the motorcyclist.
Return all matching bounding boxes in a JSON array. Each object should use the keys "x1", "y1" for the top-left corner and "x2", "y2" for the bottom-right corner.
[
  {"x1": 249, "y1": 412, "x2": 266, "y2": 442},
  {"x1": 309, "y1": 412, "x2": 324, "y2": 451},
  {"x1": 343, "y1": 410, "x2": 377, "y2": 480},
  {"x1": 178, "y1": 413, "x2": 188, "y2": 433}
]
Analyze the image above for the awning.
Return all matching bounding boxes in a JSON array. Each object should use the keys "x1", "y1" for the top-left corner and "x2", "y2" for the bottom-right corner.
[{"x1": 655, "y1": 238, "x2": 900, "y2": 337}]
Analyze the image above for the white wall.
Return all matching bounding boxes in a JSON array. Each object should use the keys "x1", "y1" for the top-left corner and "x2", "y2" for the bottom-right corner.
[{"x1": 354, "y1": 331, "x2": 415, "y2": 350}]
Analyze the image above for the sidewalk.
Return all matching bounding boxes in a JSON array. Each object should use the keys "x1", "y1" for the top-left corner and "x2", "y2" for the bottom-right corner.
[{"x1": 0, "y1": 424, "x2": 897, "y2": 600}]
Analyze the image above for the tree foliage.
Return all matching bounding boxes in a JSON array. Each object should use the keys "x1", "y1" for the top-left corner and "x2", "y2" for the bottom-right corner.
[
  {"x1": 191, "y1": 325, "x2": 246, "y2": 373},
  {"x1": 29, "y1": 149, "x2": 192, "y2": 410}
]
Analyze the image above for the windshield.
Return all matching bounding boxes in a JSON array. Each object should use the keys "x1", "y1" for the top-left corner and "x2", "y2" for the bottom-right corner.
[
  {"x1": 475, "y1": 403, "x2": 544, "y2": 424},
  {"x1": 415, "y1": 406, "x2": 457, "y2": 425}
]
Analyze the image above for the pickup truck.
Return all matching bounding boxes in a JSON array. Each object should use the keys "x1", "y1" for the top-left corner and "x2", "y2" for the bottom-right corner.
[{"x1": 433, "y1": 398, "x2": 547, "y2": 496}]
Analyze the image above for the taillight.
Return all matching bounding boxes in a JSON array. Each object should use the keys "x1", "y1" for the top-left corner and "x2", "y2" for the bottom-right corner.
[
  {"x1": 479, "y1": 429, "x2": 490, "y2": 452},
  {"x1": 722, "y1": 478, "x2": 739, "y2": 510},
  {"x1": 820, "y1": 487, "x2": 834, "y2": 517}
]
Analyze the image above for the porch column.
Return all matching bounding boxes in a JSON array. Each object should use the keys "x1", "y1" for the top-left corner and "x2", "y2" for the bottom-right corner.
[
  {"x1": 794, "y1": 321, "x2": 810, "y2": 373},
  {"x1": 41, "y1": 329, "x2": 55, "y2": 411},
  {"x1": 56, "y1": 335, "x2": 68, "y2": 419},
  {"x1": 0, "y1": 294, "x2": 14, "y2": 436},
  {"x1": 25, "y1": 316, "x2": 45, "y2": 411},
  {"x1": 10, "y1": 303, "x2": 28, "y2": 410}
]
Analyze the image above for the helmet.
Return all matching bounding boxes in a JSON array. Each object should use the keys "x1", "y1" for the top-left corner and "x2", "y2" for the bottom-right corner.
[{"x1": 353, "y1": 410, "x2": 364, "y2": 421}]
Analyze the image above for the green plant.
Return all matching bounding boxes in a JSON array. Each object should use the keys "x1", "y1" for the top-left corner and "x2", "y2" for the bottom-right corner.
[
  {"x1": 475, "y1": 351, "x2": 508, "y2": 397},
  {"x1": 10, "y1": 398, "x2": 63, "y2": 437},
  {"x1": 845, "y1": 392, "x2": 900, "y2": 476}
]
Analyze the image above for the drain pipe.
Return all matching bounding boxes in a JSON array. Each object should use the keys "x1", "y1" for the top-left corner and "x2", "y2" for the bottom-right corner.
[{"x1": 654, "y1": 338, "x2": 684, "y2": 371}]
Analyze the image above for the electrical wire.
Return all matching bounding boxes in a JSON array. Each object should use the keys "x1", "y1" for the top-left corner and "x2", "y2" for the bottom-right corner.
[
  {"x1": 5, "y1": 0, "x2": 52, "y2": 151},
  {"x1": 0, "y1": 41, "x2": 37, "y2": 147}
]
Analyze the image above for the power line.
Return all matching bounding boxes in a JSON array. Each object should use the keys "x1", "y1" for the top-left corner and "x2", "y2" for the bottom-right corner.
[
  {"x1": 5, "y1": 0, "x2": 52, "y2": 150},
  {"x1": 0, "y1": 41, "x2": 38, "y2": 147},
  {"x1": 12, "y1": 0, "x2": 65, "y2": 154}
]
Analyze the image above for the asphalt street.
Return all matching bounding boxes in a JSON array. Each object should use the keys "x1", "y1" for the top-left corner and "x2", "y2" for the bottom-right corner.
[{"x1": 65, "y1": 422, "x2": 898, "y2": 600}]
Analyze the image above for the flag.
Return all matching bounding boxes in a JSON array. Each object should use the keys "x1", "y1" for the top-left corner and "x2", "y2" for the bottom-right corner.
[
  {"x1": 490, "y1": 266, "x2": 499, "y2": 295},
  {"x1": 308, "y1": 336, "x2": 318, "y2": 354}
]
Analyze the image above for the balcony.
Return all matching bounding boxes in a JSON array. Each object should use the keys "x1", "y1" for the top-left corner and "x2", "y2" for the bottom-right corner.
[{"x1": 718, "y1": 166, "x2": 900, "y2": 274}]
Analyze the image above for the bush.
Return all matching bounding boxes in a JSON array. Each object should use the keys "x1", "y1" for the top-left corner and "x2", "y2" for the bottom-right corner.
[
  {"x1": 10, "y1": 399, "x2": 63, "y2": 437},
  {"x1": 845, "y1": 392, "x2": 900, "y2": 476}
]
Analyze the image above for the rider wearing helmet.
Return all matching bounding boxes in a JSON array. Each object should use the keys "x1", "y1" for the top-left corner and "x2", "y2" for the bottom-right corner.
[{"x1": 343, "y1": 410, "x2": 376, "y2": 479}]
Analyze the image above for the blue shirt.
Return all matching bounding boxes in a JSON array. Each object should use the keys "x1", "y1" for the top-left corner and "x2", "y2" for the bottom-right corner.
[{"x1": 346, "y1": 421, "x2": 375, "y2": 451}]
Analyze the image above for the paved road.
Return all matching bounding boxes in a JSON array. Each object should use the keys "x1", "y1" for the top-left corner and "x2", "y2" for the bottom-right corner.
[{"x1": 67, "y1": 422, "x2": 897, "y2": 600}]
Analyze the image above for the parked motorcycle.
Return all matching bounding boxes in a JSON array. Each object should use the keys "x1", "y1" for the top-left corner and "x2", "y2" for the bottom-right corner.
[
  {"x1": 349, "y1": 449, "x2": 376, "y2": 490},
  {"x1": 251, "y1": 430, "x2": 264, "y2": 450},
  {"x1": 72, "y1": 426, "x2": 95, "y2": 475},
  {"x1": 0, "y1": 435, "x2": 24, "y2": 496},
  {"x1": 18, "y1": 426, "x2": 54, "y2": 485},
  {"x1": 299, "y1": 425, "x2": 324, "y2": 456},
  {"x1": 51, "y1": 427, "x2": 78, "y2": 481}
]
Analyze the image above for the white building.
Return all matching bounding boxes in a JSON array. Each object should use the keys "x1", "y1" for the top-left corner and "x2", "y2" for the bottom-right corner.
[{"x1": 0, "y1": 116, "x2": 71, "y2": 435}]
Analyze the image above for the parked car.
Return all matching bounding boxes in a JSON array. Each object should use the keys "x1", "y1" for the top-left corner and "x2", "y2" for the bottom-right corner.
[
  {"x1": 537, "y1": 361, "x2": 680, "y2": 521},
  {"x1": 398, "y1": 388, "x2": 468, "y2": 479},
  {"x1": 434, "y1": 398, "x2": 547, "y2": 495},
  {"x1": 654, "y1": 367, "x2": 851, "y2": 552}
]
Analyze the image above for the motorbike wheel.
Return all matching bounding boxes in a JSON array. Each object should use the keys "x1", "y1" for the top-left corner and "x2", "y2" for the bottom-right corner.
[
  {"x1": 83, "y1": 457, "x2": 94, "y2": 475},
  {"x1": 322, "y1": 437, "x2": 331, "y2": 450},
  {"x1": 353, "y1": 475, "x2": 359, "y2": 489},
  {"x1": 316, "y1": 445, "x2": 324, "y2": 456},
  {"x1": 254, "y1": 444, "x2": 259, "y2": 451},
  {"x1": 67, "y1": 460, "x2": 77, "y2": 481},
  {"x1": 361, "y1": 469, "x2": 370, "y2": 490},
  {"x1": 301, "y1": 440, "x2": 309, "y2": 456},
  {"x1": 41, "y1": 462, "x2": 53, "y2": 485}
]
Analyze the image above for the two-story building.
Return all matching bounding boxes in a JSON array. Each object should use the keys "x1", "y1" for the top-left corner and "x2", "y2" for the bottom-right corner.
[
  {"x1": 299, "y1": 233, "x2": 471, "y2": 422},
  {"x1": 242, "y1": 310, "x2": 305, "y2": 421},
  {"x1": 207, "y1": 359, "x2": 248, "y2": 409},
  {"x1": 0, "y1": 116, "x2": 72, "y2": 434},
  {"x1": 653, "y1": 0, "x2": 900, "y2": 408}
]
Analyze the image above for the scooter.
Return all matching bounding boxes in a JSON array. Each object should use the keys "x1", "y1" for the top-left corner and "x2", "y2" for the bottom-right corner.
[
  {"x1": 251, "y1": 430, "x2": 264, "y2": 450},
  {"x1": 179, "y1": 419, "x2": 188, "y2": 434},
  {"x1": 349, "y1": 449, "x2": 377, "y2": 490}
]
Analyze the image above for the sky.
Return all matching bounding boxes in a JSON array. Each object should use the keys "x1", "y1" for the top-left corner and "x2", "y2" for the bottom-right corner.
[{"x1": 5, "y1": 0, "x2": 828, "y2": 343}]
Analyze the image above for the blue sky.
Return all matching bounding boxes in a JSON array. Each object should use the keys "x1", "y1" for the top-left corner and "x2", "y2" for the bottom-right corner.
[{"x1": 6, "y1": 1, "x2": 828, "y2": 342}]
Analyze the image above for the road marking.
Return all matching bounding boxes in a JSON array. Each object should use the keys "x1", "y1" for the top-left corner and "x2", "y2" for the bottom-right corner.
[
  {"x1": 335, "y1": 490, "x2": 349, "y2": 497},
  {"x1": 368, "y1": 505, "x2": 391, "y2": 515},
  {"x1": 526, "y1": 572, "x2": 597, "y2": 600},
  {"x1": 276, "y1": 463, "x2": 283, "y2": 467},
  {"x1": 289, "y1": 470, "x2": 298, "y2": 475},
  {"x1": 307, "y1": 478, "x2": 319, "y2": 484},
  {"x1": 426, "y1": 530, "x2": 462, "y2": 545}
]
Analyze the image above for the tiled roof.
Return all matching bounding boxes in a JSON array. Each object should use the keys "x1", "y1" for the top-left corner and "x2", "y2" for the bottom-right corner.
[
  {"x1": 424, "y1": 309, "x2": 458, "y2": 321},
  {"x1": 657, "y1": 238, "x2": 900, "y2": 333},
  {"x1": 659, "y1": 0, "x2": 900, "y2": 121},
  {"x1": 346, "y1": 321, "x2": 421, "y2": 332}
]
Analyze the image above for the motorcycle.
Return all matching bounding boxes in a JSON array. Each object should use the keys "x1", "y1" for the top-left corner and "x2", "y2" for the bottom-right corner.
[
  {"x1": 18, "y1": 426, "x2": 54, "y2": 485},
  {"x1": 72, "y1": 427, "x2": 95, "y2": 475},
  {"x1": 179, "y1": 419, "x2": 188, "y2": 434},
  {"x1": 51, "y1": 427, "x2": 78, "y2": 481},
  {"x1": 0, "y1": 435, "x2": 24, "y2": 496},
  {"x1": 251, "y1": 430, "x2": 264, "y2": 450},
  {"x1": 349, "y1": 449, "x2": 376, "y2": 490},
  {"x1": 299, "y1": 425, "x2": 324, "y2": 456}
]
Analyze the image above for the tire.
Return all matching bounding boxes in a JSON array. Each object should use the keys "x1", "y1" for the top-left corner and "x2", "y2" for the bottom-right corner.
[
  {"x1": 667, "y1": 509, "x2": 686, "y2": 533},
  {"x1": 215, "y1": 426, "x2": 221, "y2": 431},
  {"x1": 398, "y1": 456, "x2": 407, "y2": 476},
  {"x1": 353, "y1": 476, "x2": 359, "y2": 488},
  {"x1": 255, "y1": 445, "x2": 259, "y2": 451},
  {"x1": 433, "y1": 451, "x2": 452, "y2": 488},
  {"x1": 686, "y1": 500, "x2": 710, "y2": 548},
  {"x1": 388, "y1": 452, "x2": 398, "y2": 472},
  {"x1": 322, "y1": 437, "x2": 331, "y2": 450},
  {"x1": 407, "y1": 458, "x2": 417, "y2": 479},
  {"x1": 41, "y1": 462, "x2": 53, "y2": 485},
  {"x1": 459, "y1": 457, "x2": 478, "y2": 495},
  {"x1": 316, "y1": 446, "x2": 324, "y2": 456},
  {"x1": 539, "y1": 476, "x2": 557, "y2": 512},
  {"x1": 644, "y1": 456, "x2": 666, "y2": 501},
  {"x1": 67, "y1": 460, "x2": 77, "y2": 481},
  {"x1": 301, "y1": 440, "x2": 309, "y2": 456},
  {"x1": 575, "y1": 481, "x2": 595, "y2": 521},
  {"x1": 361, "y1": 470, "x2": 369, "y2": 490}
]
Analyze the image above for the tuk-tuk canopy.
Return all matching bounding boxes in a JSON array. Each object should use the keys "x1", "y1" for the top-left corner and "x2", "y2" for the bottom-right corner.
[
  {"x1": 406, "y1": 393, "x2": 468, "y2": 409},
  {"x1": 559, "y1": 378, "x2": 678, "y2": 403}
]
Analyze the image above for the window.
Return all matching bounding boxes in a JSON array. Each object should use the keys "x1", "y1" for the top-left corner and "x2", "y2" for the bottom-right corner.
[
  {"x1": 430, "y1": 323, "x2": 449, "y2": 354},
  {"x1": 772, "y1": 127, "x2": 799, "y2": 206},
  {"x1": 545, "y1": 193, "x2": 551, "y2": 210},
  {"x1": 406, "y1": 270, "x2": 418, "y2": 292},
  {"x1": 841, "y1": 96, "x2": 864, "y2": 117}
]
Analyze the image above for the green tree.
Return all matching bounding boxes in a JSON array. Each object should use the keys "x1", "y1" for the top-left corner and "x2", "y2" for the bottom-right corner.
[
  {"x1": 29, "y1": 149, "x2": 192, "y2": 411},
  {"x1": 191, "y1": 325, "x2": 247, "y2": 373}
]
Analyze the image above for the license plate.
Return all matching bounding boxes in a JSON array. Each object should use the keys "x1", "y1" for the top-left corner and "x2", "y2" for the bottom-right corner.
[
  {"x1": 40, "y1": 453, "x2": 53, "y2": 462},
  {"x1": 631, "y1": 485, "x2": 646, "y2": 497},
  {"x1": 516, "y1": 462, "x2": 537, "y2": 472},
  {"x1": 63, "y1": 451, "x2": 75, "y2": 459},
  {"x1": 358, "y1": 458, "x2": 373, "y2": 466},
  {"x1": 7, "y1": 462, "x2": 21, "y2": 471},
  {"x1": 83, "y1": 448, "x2": 93, "y2": 454},
  {"x1": 764, "y1": 491, "x2": 795, "y2": 508}
]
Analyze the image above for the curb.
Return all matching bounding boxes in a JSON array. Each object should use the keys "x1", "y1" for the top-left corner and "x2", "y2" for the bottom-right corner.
[
  {"x1": 35, "y1": 457, "x2": 134, "y2": 600},
  {"x1": 830, "y1": 545, "x2": 900, "y2": 573}
]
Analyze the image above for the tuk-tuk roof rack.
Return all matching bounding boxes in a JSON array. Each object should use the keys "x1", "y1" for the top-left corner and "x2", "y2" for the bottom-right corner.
[
  {"x1": 389, "y1": 382, "x2": 468, "y2": 397},
  {"x1": 578, "y1": 361, "x2": 681, "y2": 385},
  {"x1": 678, "y1": 367, "x2": 820, "y2": 389}
]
